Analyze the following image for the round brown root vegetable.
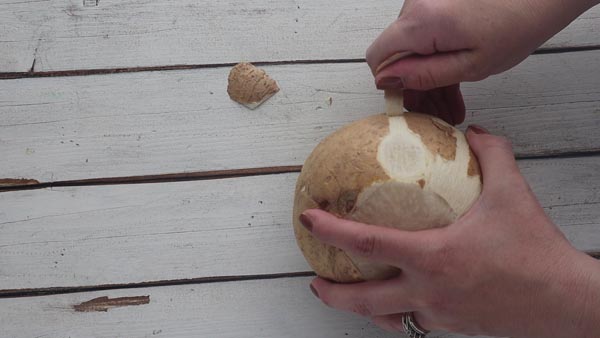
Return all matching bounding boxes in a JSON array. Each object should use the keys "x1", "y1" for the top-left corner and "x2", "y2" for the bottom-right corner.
[{"x1": 293, "y1": 112, "x2": 482, "y2": 282}]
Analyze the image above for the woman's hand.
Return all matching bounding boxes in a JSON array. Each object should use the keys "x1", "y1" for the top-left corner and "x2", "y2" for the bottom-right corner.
[
  {"x1": 367, "y1": 0, "x2": 600, "y2": 124},
  {"x1": 300, "y1": 127, "x2": 600, "y2": 338}
]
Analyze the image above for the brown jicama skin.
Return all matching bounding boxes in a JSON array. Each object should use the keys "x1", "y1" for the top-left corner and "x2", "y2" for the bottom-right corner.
[
  {"x1": 227, "y1": 63, "x2": 279, "y2": 109},
  {"x1": 293, "y1": 111, "x2": 481, "y2": 282}
]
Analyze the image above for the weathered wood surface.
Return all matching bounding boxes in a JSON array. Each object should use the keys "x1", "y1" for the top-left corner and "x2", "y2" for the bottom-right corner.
[
  {"x1": 1, "y1": 0, "x2": 599, "y2": 73},
  {"x1": 0, "y1": 173, "x2": 309, "y2": 291},
  {"x1": 1, "y1": 1, "x2": 598, "y2": 337},
  {"x1": 0, "y1": 276, "x2": 490, "y2": 338},
  {"x1": 2, "y1": 50, "x2": 600, "y2": 184},
  {"x1": 1, "y1": 156, "x2": 598, "y2": 291}
]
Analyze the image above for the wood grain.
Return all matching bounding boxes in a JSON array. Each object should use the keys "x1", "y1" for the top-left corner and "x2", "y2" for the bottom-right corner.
[
  {"x1": 1, "y1": 0, "x2": 599, "y2": 73},
  {"x1": 1, "y1": 50, "x2": 600, "y2": 184},
  {"x1": 0, "y1": 156, "x2": 598, "y2": 291},
  {"x1": 0, "y1": 276, "x2": 497, "y2": 338}
]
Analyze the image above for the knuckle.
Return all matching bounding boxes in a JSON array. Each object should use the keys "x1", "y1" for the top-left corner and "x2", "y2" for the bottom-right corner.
[
  {"x1": 365, "y1": 45, "x2": 376, "y2": 66},
  {"x1": 352, "y1": 232, "x2": 378, "y2": 257},
  {"x1": 485, "y1": 135, "x2": 514, "y2": 151},
  {"x1": 420, "y1": 253, "x2": 445, "y2": 276},
  {"x1": 411, "y1": 0, "x2": 441, "y2": 17},
  {"x1": 395, "y1": 16, "x2": 420, "y2": 36},
  {"x1": 495, "y1": 136, "x2": 513, "y2": 149},
  {"x1": 391, "y1": 17, "x2": 406, "y2": 32},
  {"x1": 365, "y1": 42, "x2": 383, "y2": 70},
  {"x1": 410, "y1": 0, "x2": 456, "y2": 27},
  {"x1": 424, "y1": 291, "x2": 451, "y2": 313},
  {"x1": 419, "y1": 236, "x2": 456, "y2": 276},
  {"x1": 351, "y1": 299, "x2": 374, "y2": 317}
]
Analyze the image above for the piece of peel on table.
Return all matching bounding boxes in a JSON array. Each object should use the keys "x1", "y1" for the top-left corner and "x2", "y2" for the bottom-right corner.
[{"x1": 227, "y1": 62, "x2": 280, "y2": 109}]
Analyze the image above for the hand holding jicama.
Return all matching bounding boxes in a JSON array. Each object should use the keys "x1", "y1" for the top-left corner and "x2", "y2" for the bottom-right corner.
[
  {"x1": 301, "y1": 127, "x2": 600, "y2": 338},
  {"x1": 294, "y1": 0, "x2": 600, "y2": 336},
  {"x1": 293, "y1": 90, "x2": 482, "y2": 282}
]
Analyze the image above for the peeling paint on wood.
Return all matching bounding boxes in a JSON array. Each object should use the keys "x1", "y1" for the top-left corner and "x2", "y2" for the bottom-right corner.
[
  {"x1": 0, "y1": 178, "x2": 40, "y2": 187},
  {"x1": 73, "y1": 295, "x2": 150, "y2": 312}
]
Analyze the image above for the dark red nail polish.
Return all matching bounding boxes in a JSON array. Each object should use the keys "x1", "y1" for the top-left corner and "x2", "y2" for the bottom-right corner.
[
  {"x1": 310, "y1": 284, "x2": 319, "y2": 298},
  {"x1": 468, "y1": 124, "x2": 489, "y2": 135},
  {"x1": 299, "y1": 213, "x2": 313, "y2": 232},
  {"x1": 376, "y1": 77, "x2": 404, "y2": 90}
]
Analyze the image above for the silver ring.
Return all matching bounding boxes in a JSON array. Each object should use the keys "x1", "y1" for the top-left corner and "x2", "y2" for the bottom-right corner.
[{"x1": 402, "y1": 312, "x2": 429, "y2": 338}]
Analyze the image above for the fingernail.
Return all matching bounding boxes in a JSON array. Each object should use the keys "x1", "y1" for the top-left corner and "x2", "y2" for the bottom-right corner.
[
  {"x1": 299, "y1": 212, "x2": 313, "y2": 233},
  {"x1": 468, "y1": 124, "x2": 489, "y2": 135},
  {"x1": 310, "y1": 284, "x2": 319, "y2": 298},
  {"x1": 376, "y1": 77, "x2": 404, "y2": 90}
]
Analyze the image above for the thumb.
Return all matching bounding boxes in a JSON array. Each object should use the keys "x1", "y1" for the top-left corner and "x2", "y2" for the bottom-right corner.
[
  {"x1": 375, "y1": 51, "x2": 479, "y2": 91},
  {"x1": 299, "y1": 209, "x2": 432, "y2": 269},
  {"x1": 465, "y1": 125, "x2": 523, "y2": 193}
]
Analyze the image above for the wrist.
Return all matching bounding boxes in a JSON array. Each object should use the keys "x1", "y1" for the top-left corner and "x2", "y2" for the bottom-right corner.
[
  {"x1": 525, "y1": 0, "x2": 598, "y2": 38},
  {"x1": 569, "y1": 253, "x2": 600, "y2": 337},
  {"x1": 485, "y1": 243, "x2": 599, "y2": 338},
  {"x1": 533, "y1": 249, "x2": 600, "y2": 338},
  {"x1": 583, "y1": 0, "x2": 600, "y2": 9},
  {"x1": 550, "y1": 0, "x2": 599, "y2": 20}
]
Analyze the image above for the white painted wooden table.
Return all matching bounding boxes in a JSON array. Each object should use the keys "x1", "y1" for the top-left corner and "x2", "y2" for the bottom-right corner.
[{"x1": 1, "y1": 1, "x2": 599, "y2": 337}]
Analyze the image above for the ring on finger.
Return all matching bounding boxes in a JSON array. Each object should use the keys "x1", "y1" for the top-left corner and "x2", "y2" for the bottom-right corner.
[{"x1": 402, "y1": 312, "x2": 429, "y2": 338}]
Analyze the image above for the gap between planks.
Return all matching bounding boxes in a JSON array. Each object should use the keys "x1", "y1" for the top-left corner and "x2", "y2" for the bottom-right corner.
[
  {"x1": 2, "y1": 252, "x2": 600, "y2": 299},
  {"x1": 0, "y1": 271, "x2": 316, "y2": 299},
  {"x1": 1, "y1": 156, "x2": 598, "y2": 297},
  {"x1": 0, "y1": 59, "x2": 365, "y2": 80},
  {"x1": 4, "y1": 151, "x2": 600, "y2": 192},
  {"x1": 0, "y1": 165, "x2": 302, "y2": 192},
  {"x1": 2, "y1": 46, "x2": 600, "y2": 80}
]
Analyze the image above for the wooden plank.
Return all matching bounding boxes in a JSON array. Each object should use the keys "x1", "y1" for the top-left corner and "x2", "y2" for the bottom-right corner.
[
  {"x1": 1, "y1": 50, "x2": 600, "y2": 183},
  {"x1": 0, "y1": 173, "x2": 310, "y2": 290},
  {"x1": 0, "y1": 0, "x2": 599, "y2": 73},
  {"x1": 0, "y1": 277, "x2": 494, "y2": 338},
  {"x1": 0, "y1": 156, "x2": 598, "y2": 291}
]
